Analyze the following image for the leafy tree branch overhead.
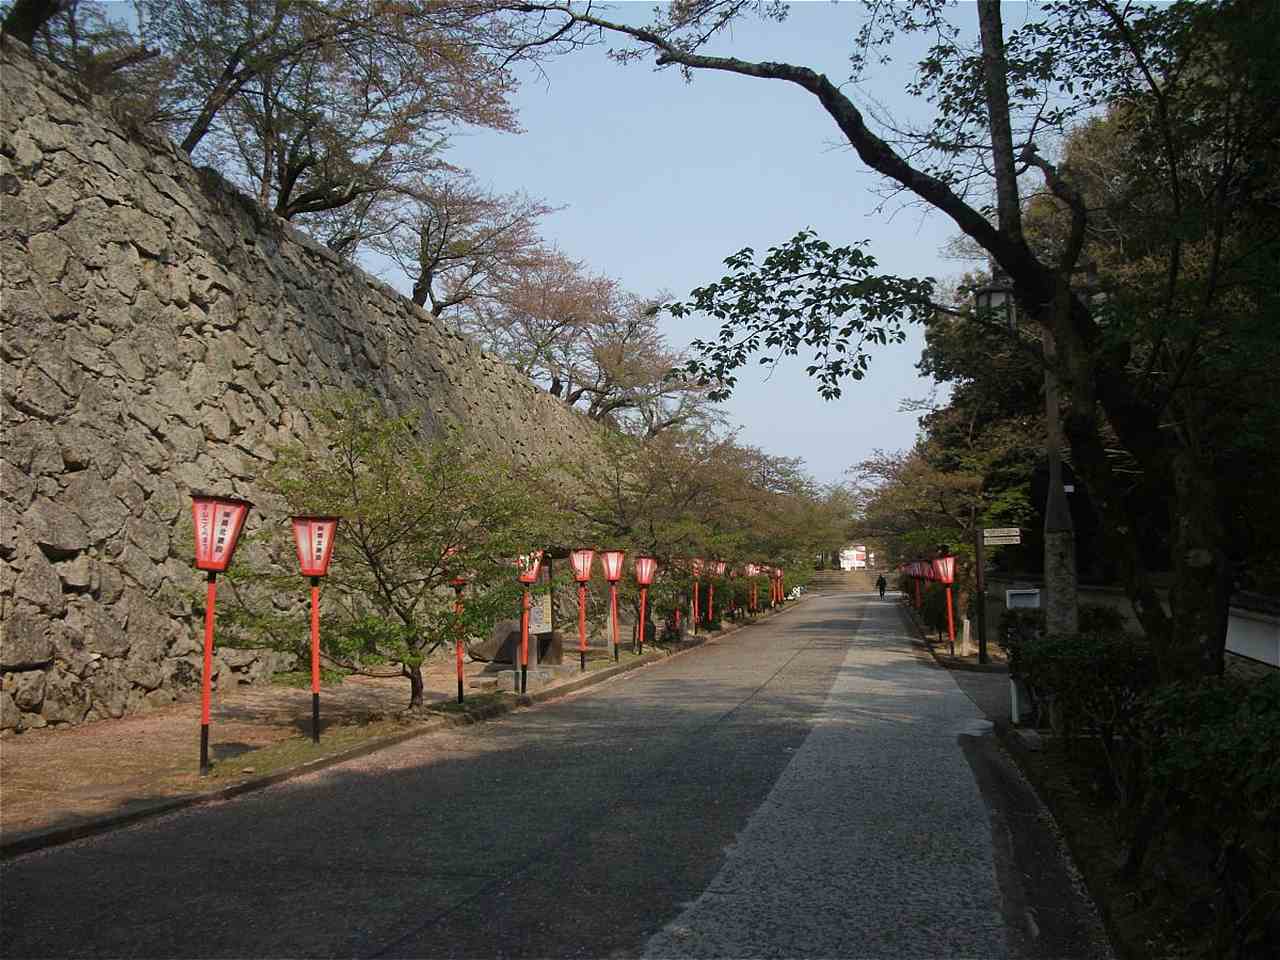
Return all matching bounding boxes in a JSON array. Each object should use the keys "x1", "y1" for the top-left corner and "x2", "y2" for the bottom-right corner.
[{"x1": 513, "y1": 0, "x2": 1280, "y2": 678}]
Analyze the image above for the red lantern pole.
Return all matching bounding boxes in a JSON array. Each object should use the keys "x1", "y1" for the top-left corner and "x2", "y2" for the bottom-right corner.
[
  {"x1": 191, "y1": 493, "x2": 252, "y2": 775},
  {"x1": 601, "y1": 550, "x2": 625, "y2": 663},
  {"x1": 610, "y1": 583, "x2": 619, "y2": 660},
  {"x1": 933, "y1": 554, "x2": 958, "y2": 654},
  {"x1": 292, "y1": 516, "x2": 338, "y2": 743},
  {"x1": 520, "y1": 587, "x2": 531, "y2": 693},
  {"x1": 452, "y1": 579, "x2": 467, "y2": 704},
  {"x1": 200, "y1": 572, "x2": 216, "y2": 768},
  {"x1": 570, "y1": 548, "x2": 595, "y2": 673},
  {"x1": 516, "y1": 551, "x2": 543, "y2": 695},
  {"x1": 691, "y1": 559, "x2": 703, "y2": 634},
  {"x1": 635, "y1": 556, "x2": 658, "y2": 655}
]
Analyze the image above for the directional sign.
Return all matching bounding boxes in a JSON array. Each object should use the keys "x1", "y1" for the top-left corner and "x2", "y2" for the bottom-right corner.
[{"x1": 984, "y1": 527, "x2": 1022, "y2": 545}]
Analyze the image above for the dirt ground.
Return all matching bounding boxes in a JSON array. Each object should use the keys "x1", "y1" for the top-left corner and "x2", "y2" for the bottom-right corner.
[{"x1": 0, "y1": 657, "x2": 491, "y2": 839}]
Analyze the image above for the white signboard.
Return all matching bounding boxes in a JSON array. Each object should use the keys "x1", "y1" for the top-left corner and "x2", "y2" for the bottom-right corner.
[
  {"x1": 984, "y1": 527, "x2": 1022, "y2": 546},
  {"x1": 528, "y1": 593, "x2": 553, "y2": 633}
]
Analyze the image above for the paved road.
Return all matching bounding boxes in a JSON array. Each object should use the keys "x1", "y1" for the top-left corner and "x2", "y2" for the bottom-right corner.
[{"x1": 1, "y1": 594, "x2": 1108, "y2": 958}]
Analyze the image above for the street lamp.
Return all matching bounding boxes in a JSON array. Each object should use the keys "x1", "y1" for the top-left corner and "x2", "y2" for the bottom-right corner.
[
  {"x1": 932, "y1": 552, "x2": 958, "y2": 654},
  {"x1": 634, "y1": 556, "x2": 658, "y2": 655},
  {"x1": 973, "y1": 280, "x2": 1018, "y2": 332},
  {"x1": 515, "y1": 550, "x2": 543, "y2": 695},
  {"x1": 601, "y1": 549, "x2": 625, "y2": 662},
  {"x1": 190, "y1": 492, "x2": 253, "y2": 775},
  {"x1": 291, "y1": 515, "x2": 338, "y2": 743},
  {"x1": 570, "y1": 547, "x2": 595, "y2": 672}
]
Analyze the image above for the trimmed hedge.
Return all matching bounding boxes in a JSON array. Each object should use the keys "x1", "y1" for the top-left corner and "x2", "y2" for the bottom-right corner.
[{"x1": 998, "y1": 603, "x2": 1280, "y2": 956}]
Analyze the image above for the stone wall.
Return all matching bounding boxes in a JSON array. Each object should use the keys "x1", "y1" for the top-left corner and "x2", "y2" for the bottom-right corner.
[{"x1": 0, "y1": 38, "x2": 603, "y2": 732}]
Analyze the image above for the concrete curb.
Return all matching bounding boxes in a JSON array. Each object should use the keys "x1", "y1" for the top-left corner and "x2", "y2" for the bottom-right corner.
[{"x1": 1, "y1": 600, "x2": 807, "y2": 860}]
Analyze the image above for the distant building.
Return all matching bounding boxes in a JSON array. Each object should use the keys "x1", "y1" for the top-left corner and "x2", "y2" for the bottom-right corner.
[{"x1": 839, "y1": 545, "x2": 868, "y2": 570}]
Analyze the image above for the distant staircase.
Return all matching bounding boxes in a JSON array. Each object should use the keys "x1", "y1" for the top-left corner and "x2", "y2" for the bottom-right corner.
[{"x1": 806, "y1": 568, "x2": 880, "y2": 593}]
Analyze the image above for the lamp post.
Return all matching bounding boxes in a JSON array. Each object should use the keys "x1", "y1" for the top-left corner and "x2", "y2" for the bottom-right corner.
[
  {"x1": 291, "y1": 515, "x2": 338, "y2": 743},
  {"x1": 933, "y1": 552, "x2": 958, "y2": 655},
  {"x1": 975, "y1": 274, "x2": 1077, "y2": 635},
  {"x1": 745, "y1": 563, "x2": 758, "y2": 613},
  {"x1": 570, "y1": 547, "x2": 595, "y2": 672},
  {"x1": 450, "y1": 575, "x2": 467, "y2": 703},
  {"x1": 775, "y1": 567, "x2": 785, "y2": 605},
  {"x1": 515, "y1": 550, "x2": 543, "y2": 695},
  {"x1": 601, "y1": 549, "x2": 625, "y2": 662},
  {"x1": 634, "y1": 556, "x2": 658, "y2": 655},
  {"x1": 190, "y1": 492, "x2": 253, "y2": 775}
]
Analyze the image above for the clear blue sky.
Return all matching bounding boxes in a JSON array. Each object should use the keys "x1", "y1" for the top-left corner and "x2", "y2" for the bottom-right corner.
[{"x1": 425, "y1": 2, "x2": 982, "y2": 484}]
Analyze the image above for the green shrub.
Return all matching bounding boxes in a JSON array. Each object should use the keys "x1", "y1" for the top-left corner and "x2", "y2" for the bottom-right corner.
[
  {"x1": 1019, "y1": 631, "x2": 1156, "y2": 744},
  {"x1": 920, "y1": 584, "x2": 951, "y2": 635},
  {"x1": 999, "y1": 603, "x2": 1131, "y2": 676},
  {"x1": 998, "y1": 607, "x2": 1045, "y2": 676},
  {"x1": 1135, "y1": 675, "x2": 1280, "y2": 957}
]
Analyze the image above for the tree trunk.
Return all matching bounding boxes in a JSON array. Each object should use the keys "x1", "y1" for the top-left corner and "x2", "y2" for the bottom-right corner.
[
  {"x1": 1042, "y1": 321, "x2": 1078, "y2": 636},
  {"x1": 1169, "y1": 442, "x2": 1231, "y2": 677},
  {"x1": 405, "y1": 662, "x2": 425, "y2": 710},
  {"x1": 1, "y1": 0, "x2": 65, "y2": 45}
]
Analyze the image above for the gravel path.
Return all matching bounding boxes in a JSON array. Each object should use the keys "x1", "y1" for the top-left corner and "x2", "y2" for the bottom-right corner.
[{"x1": 643, "y1": 594, "x2": 1007, "y2": 959}]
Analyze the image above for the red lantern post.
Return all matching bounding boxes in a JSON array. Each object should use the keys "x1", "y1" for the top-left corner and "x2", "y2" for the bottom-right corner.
[
  {"x1": 709, "y1": 560, "x2": 726, "y2": 625},
  {"x1": 634, "y1": 556, "x2": 658, "y2": 655},
  {"x1": 601, "y1": 549, "x2": 625, "y2": 662},
  {"x1": 933, "y1": 554, "x2": 958, "y2": 653},
  {"x1": 450, "y1": 575, "x2": 467, "y2": 703},
  {"x1": 570, "y1": 547, "x2": 595, "y2": 672},
  {"x1": 775, "y1": 567, "x2": 785, "y2": 605},
  {"x1": 291, "y1": 515, "x2": 338, "y2": 743},
  {"x1": 190, "y1": 492, "x2": 253, "y2": 775},
  {"x1": 912, "y1": 561, "x2": 924, "y2": 608},
  {"x1": 691, "y1": 558, "x2": 703, "y2": 634},
  {"x1": 515, "y1": 551, "x2": 543, "y2": 695}
]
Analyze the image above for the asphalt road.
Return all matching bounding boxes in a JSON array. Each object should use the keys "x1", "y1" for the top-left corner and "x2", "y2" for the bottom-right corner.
[{"x1": 1, "y1": 593, "x2": 1110, "y2": 959}]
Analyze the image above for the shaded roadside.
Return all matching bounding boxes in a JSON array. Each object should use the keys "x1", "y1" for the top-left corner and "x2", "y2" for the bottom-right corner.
[{"x1": 0, "y1": 602, "x2": 807, "y2": 858}]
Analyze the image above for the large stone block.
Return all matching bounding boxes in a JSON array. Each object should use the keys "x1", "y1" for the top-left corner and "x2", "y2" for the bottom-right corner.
[
  {"x1": 42, "y1": 664, "x2": 91, "y2": 725},
  {"x1": 13, "y1": 547, "x2": 64, "y2": 615},
  {"x1": 64, "y1": 470, "x2": 130, "y2": 542},
  {"x1": 0, "y1": 689, "x2": 19, "y2": 731},
  {"x1": 1, "y1": 606, "x2": 53, "y2": 670},
  {"x1": 24, "y1": 497, "x2": 90, "y2": 558},
  {"x1": 65, "y1": 600, "x2": 130, "y2": 658}
]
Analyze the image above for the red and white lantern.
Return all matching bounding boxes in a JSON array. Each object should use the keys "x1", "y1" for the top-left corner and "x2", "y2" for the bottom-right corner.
[
  {"x1": 600, "y1": 549, "x2": 625, "y2": 663},
  {"x1": 634, "y1": 556, "x2": 658, "y2": 655},
  {"x1": 514, "y1": 550, "x2": 543, "y2": 693},
  {"x1": 191, "y1": 493, "x2": 252, "y2": 572},
  {"x1": 570, "y1": 548, "x2": 595, "y2": 583},
  {"x1": 933, "y1": 553, "x2": 958, "y2": 651},
  {"x1": 189, "y1": 492, "x2": 253, "y2": 776},
  {"x1": 291, "y1": 515, "x2": 338, "y2": 743},
  {"x1": 570, "y1": 548, "x2": 595, "y2": 671},
  {"x1": 291, "y1": 515, "x2": 338, "y2": 578}
]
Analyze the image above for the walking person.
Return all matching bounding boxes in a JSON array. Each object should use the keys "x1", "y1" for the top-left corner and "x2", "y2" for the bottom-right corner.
[{"x1": 876, "y1": 574, "x2": 887, "y2": 598}]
